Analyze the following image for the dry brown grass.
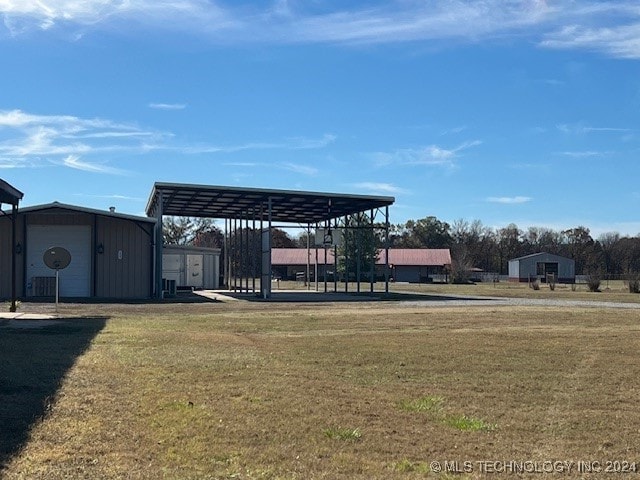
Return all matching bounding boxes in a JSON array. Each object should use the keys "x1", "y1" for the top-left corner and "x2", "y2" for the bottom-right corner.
[
  {"x1": 387, "y1": 279, "x2": 640, "y2": 303},
  {"x1": 2, "y1": 299, "x2": 640, "y2": 479},
  {"x1": 276, "y1": 279, "x2": 640, "y2": 303}
]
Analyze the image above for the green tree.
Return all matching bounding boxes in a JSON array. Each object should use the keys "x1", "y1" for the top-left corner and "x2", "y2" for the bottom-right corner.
[
  {"x1": 561, "y1": 226, "x2": 600, "y2": 274},
  {"x1": 338, "y1": 213, "x2": 378, "y2": 281},
  {"x1": 271, "y1": 228, "x2": 296, "y2": 248},
  {"x1": 163, "y1": 216, "x2": 196, "y2": 245},
  {"x1": 392, "y1": 216, "x2": 451, "y2": 248},
  {"x1": 163, "y1": 216, "x2": 221, "y2": 246},
  {"x1": 496, "y1": 223, "x2": 523, "y2": 274}
]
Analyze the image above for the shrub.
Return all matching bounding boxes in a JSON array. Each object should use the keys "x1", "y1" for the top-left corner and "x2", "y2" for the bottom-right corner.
[
  {"x1": 628, "y1": 274, "x2": 640, "y2": 294},
  {"x1": 586, "y1": 274, "x2": 601, "y2": 292},
  {"x1": 530, "y1": 279, "x2": 540, "y2": 290}
]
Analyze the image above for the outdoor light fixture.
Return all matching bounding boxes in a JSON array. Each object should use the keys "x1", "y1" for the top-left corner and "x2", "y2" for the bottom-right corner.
[
  {"x1": 323, "y1": 227, "x2": 333, "y2": 246},
  {"x1": 97, "y1": 243, "x2": 104, "y2": 254},
  {"x1": 15, "y1": 242, "x2": 22, "y2": 254}
]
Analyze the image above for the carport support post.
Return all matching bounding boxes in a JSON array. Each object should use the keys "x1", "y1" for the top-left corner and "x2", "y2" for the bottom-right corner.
[
  {"x1": 225, "y1": 218, "x2": 231, "y2": 290},
  {"x1": 10, "y1": 203, "x2": 18, "y2": 312},
  {"x1": 306, "y1": 223, "x2": 311, "y2": 290},
  {"x1": 238, "y1": 215, "x2": 243, "y2": 292},
  {"x1": 370, "y1": 208, "x2": 375, "y2": 293},
  {"x1": 344, "y1": 215, "x2": 349, "y2": 293},
  {"x1": 323, "y1": 221, "x2": 328, "y2": 293},
  {"x1": 384, "y1": 205, "x2": 390, "y2": 294},
  {"x1": 154, "y1": 193, "x2": 164, "y2": 299},
  {"x1": 333, "y1": 218, "x2": 338, "y2": 293},
  {"x1": 233, "y1": 217, "x2": 237, "y2": 292},
  {"x1": 356, "y1": 218, "x2": 361, "y2": 293},
  {"x1": 252, "y1": 209, "x2": 257, "y2": 294},
  {"x1": 244, "y1": 212, "x2": 249, "y2": 293},
  {"x1": 315, "y1": 233, "x2": 319, "y2": 292},
  {"x1": 262, "y1": 197, "x2": 273, "y2": 299}
]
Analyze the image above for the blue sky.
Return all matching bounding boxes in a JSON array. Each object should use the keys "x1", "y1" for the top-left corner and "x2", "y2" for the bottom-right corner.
[{"x1": 1, "y1": 1, "x2": 640, "y2": 237}]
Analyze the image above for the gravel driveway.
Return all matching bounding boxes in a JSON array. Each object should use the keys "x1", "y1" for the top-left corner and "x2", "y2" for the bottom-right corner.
[{"x1": 395, "y1": 292, "x2": 640, "y2": 309}]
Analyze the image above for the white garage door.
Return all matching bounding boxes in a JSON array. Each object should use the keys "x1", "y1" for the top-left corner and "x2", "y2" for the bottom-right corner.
[{"x1": 27, "y1": 225, "x2": 91, "y2": 297}]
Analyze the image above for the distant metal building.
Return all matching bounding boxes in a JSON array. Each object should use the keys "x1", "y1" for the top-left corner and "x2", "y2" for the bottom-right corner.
[
  {"x1": 381, "y1": 249, "x2": 451, "y2": 283},
  {"x1": 0, "y1": 202, "x2": 155, "y2": 299},
  {"x1": 271, "y1": 248, "x2": 451, "y2": 283},
  {"x1": 508, "y1": 252, "x2": 575, "y2": 283}
]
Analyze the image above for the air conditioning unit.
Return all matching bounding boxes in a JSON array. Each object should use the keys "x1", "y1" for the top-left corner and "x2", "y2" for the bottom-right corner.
[{"x1": 32, "y1": 276, "x2": 56, "y2": 296}]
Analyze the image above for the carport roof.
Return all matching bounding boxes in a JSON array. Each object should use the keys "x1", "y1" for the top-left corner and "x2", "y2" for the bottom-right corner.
[
  {"x1": 0, "y1": 179, "x2": 23, "y2": 206},
  {"x1": 146, "y1": 182, "x2": 395, "y2": 223}
]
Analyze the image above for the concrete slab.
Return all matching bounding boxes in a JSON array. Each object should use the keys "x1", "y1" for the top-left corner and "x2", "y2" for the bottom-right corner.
[
  {"x1": 198, "y1": 289, "x2": 381, "y2": 303},
  {"x1": 0, "y1": 312, "x2": 56, "y2": 320}
]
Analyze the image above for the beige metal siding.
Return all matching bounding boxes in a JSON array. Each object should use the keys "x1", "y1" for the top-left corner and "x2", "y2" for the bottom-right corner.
[
  {"x1": 95, "y1": 216, "x2": 153, "y2": 298},
  {"x1": 27, "y1": 212, "x2": 93, "y2": 226}
]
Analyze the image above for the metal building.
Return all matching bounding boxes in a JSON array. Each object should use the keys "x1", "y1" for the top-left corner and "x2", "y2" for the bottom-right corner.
[
  {"x1": 0, "y1": 202, "x2": 155, "y2": 299},
  {"x1": 508, "y1": 252, "x2": 575, "y2": 283},
  {"x1": 381, "y1": 248, "x2": 451, "y2": 283}
]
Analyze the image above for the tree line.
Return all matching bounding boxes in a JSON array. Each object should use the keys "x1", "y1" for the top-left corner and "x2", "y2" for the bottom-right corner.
[
  {"x1": 163, "y1": 215, "x2": 640, "y2": 276},
  {"x1": 389, "y1": 217, "x2": 640, "y2": 277}
]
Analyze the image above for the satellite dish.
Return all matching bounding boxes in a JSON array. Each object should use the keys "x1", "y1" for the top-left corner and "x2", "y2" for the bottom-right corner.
[{"x1": 43, "y1": 247, "x2": 72, "y2": 270}]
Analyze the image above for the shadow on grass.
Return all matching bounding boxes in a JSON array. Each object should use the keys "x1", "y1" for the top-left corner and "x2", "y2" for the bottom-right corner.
[
  {"x1": 21, "y1": 290, "x2": 219, "y2": 305},
  {"x1": 375, "y1": 292, "x2": 497, "y2": 302},
  {"x1": 0, "y1": 316, "x2": 107, "y2": 470}
]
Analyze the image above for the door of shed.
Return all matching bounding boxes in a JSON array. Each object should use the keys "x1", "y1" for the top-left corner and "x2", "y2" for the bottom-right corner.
[
  {"x1": 26, "y1": 225, "x2": 91, "y2": 297},
  {"x1": 187, "y1": 254, "x2": 203, "y2": 288}
]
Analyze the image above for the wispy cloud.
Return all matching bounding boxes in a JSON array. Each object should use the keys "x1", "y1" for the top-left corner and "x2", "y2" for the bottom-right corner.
[
  {"x1": 487, "y1": 196, "x2": 533, "y2": 204},
  {"x1": 61, "y1": 155, "x2": 127, "y2": 175},
  {"x1": 440, "y1": 126, "x2": 468, "y2": 136},
  {"x1": 73, "y1": 193, "x2": 145, "y2": 201},
  {"x1": 148, "y1": 103, "x2": 187, "y2": 110},
  {"x1": 289, "y1": 134, "x2": 336, "y2": 149},
  {"x1": 557, "y1": 150, "x2": 609, "y2": 158},
  {"x1": 281, "y1": 162, "x2": 318, "y2": 175},
  {"x1": 0, "y1": 109, "x2": 164, "y2": 173},
  {"x1": 0, "y1": 1, "x2": 234, "y2": 37},
  {"x1": 350, "y1": 182, "x2": 408, "y2": 195},
  {"x1": 557, "y1": 123, "x2": 632, "y2": 135},
  {"x1": 222, "y1": 161, "x2": 318, "y2": 176},
  {"x1": 510, "y1": 162, "x2": 551, "y2": 170},
  {"x1": 541, "y1": 6, "x2": 640, "y2": 60},
  {"x1": 373, "y1": 140, "x2": 481, "y2": 169},
  {"x1": 0, "y1": 109, "x2": 334, "y2": 173},
  {"x1": 3, "y1": 1, "x2": 640, "y2": 59},
  {"x1": 184, "y1": 134, "x2": 335, "y2": 154}
]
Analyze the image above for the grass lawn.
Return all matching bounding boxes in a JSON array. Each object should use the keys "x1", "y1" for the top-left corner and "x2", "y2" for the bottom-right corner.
[
  {"x1": 2, "y1": 298, "x2": 640, "y2": 479},
  {"x1": 277, "y1": 278, "x2": 640, "y2": 303}
]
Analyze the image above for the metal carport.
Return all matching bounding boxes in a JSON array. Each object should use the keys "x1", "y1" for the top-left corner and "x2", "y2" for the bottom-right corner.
[{"x1": 145, "y1": 182, "x2": 395, "y2": 298}]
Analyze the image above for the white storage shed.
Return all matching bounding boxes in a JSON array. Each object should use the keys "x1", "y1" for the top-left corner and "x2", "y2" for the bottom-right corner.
[{"x1": 162, "y1": 245, "x2": 221, "y2": 291}]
